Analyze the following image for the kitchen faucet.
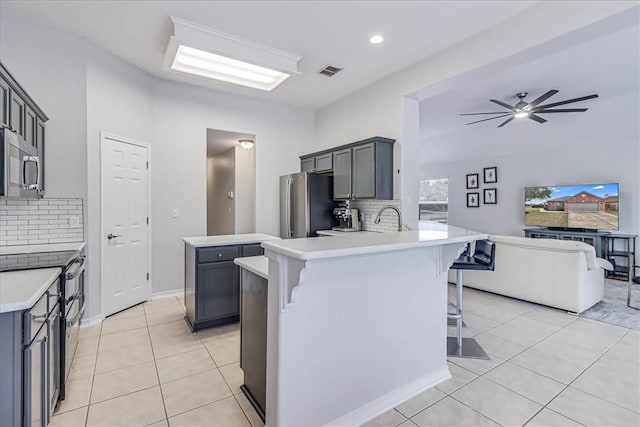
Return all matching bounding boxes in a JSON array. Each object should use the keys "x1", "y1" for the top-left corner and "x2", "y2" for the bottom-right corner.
[{"x1": 374, "y1": 205, "x2": 403, "y2": 231}]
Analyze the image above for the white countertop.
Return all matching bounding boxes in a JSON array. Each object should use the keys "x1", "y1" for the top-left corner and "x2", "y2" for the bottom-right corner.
[
  {"x1": 316, "y1": 230, "x2": 378, "y2": 237},
  {"x1": 183, "y1": 233, "x2": 280, "y2": 247},
  {"x1": 0, "y1": 267, "x2": 62, "y2": 313},
  {"x1": 263, "y1": 222, "x2": 487, "y2": 261},
  {"x1": 0, "y1": 241, "x2": 86, "y2": 255},
  {"x1": 234, "y1": 255, "x2": 269, "y2": 279}
]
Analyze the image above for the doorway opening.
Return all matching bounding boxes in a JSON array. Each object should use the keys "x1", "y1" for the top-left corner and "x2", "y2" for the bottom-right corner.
[{"x1": 207, "y1": 129, "x2": 256, "y2": 235}]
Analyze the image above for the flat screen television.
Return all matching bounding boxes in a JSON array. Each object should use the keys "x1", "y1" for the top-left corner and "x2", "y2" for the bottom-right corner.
[{"x1": 524, "y1": 183, "x2": 619, "y2": 231}]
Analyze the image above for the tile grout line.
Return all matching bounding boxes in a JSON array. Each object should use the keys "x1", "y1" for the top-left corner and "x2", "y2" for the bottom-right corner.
[
  {"x1": 83, "y1": 320, "x2": 102, "y2": 426},
  {"x1": 144, "y1": 301, "x2": 171, "y2": 426}
]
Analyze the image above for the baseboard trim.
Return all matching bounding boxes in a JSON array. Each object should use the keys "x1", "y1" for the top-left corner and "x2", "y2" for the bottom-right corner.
[
  {"x1": 151, "y1": 289, "x2": 183, "y2": 300},
  {"x1": 326, "y1": 366, "x2": 451, "y2": 426},
  {"x1": 80, "y1": 314, "x2": 104, "y2": 328}
]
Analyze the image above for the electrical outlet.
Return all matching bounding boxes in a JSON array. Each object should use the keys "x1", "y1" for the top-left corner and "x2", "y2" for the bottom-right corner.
[{"x1": 172, "y1": 209, "x2": 179, "y2": 218}]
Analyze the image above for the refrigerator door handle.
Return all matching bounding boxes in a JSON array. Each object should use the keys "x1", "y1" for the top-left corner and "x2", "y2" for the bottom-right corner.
[{"x1": 288, "y1": 178, "x2": 294, "y2": 237}]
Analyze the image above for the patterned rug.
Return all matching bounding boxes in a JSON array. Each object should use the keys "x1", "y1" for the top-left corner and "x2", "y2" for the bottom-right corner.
[{"x1": 580, "y1": 280, "x2": 640, "y2": 330}]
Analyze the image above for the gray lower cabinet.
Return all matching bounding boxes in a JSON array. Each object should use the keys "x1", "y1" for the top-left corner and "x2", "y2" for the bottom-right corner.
[
  {"x1": 185, "y1": 243, "x2": 265, "y2": 331},
  {"x1": 0, "y1": 277, "x2": 61, "y2": 427}
]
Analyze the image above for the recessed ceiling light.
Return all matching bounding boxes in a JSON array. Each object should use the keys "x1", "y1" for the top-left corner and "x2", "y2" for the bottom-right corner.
[
  {"x1": 164, "y1": 17, "x2": 301, "y2": 92},
  {"x1": 369, "y1": 35, "x2": 384, "y2": 44}
]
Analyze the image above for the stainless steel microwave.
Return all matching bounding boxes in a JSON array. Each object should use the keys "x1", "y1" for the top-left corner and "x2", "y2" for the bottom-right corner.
[{"x1": 0, "y1": 128, "x2": 42, "y2": 198}]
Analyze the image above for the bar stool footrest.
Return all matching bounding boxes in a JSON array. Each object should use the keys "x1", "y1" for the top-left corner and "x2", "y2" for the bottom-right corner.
[
  {"x1": 447, "y1": 318, "x2": 466, "y2": 327},
  {"x1": 447, "y1": 336, "x2": 490, "y2": 360}
]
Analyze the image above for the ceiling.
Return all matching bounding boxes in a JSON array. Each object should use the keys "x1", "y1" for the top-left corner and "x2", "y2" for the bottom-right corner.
[
  {"x1": 418, "y1": 23, "x2": 640, "y2": 164},
  {"x1": 1, "y1": 0, "x2": 537, "y2": 110}
]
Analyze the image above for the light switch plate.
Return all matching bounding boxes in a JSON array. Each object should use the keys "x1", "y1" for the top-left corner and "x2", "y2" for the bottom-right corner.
[
  {"x1": 69, "y1": 216, "x2": 80, "y2": 228},
  {"x1": 172, "y1": 209, "x2": 179, "y2": 218}
]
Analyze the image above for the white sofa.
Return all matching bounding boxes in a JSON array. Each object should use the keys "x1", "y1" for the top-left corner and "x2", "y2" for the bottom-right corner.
[{"x1": 448, "y1": 235, "x2": 613, "y2": 313}]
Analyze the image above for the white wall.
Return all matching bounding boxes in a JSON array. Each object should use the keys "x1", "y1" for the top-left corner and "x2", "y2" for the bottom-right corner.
[
  {"x1": 313, "y1": 2, "x2": 639, "y2": 226},
  {"x1": 1, "y1": 15, "x2": 315, "y2": 318},
  {"x1": 234, "y1": 146, "x2": 256, "y2": 233},
  {"x1": 150, "y1": 78, "x2": 314, "y2": 295}
]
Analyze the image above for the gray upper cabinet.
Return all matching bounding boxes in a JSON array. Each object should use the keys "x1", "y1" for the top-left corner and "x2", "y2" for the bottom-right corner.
[
  {"x1": 301, "y1": 137, "x2": 394, "y2": 200},
  {"x1": 301, "y1": 157, "x2": 315, "y2": 173},
  {"x1": 333, "y1": 148, "x2": 352, "y2": 199},
  {"x1": 0, "y1": 77, "x2": 9, "y2": 128},
  {"x1": 1, "y1": 63, "x2": 49, "y2": 197},
  {"x1": 352, "y1": 143, "x2": 376, "y2": 198},
  {"x1": 314, "y1": 153, "x2": 333, "y2": 172},
  {"x1": 300, "y1": 152, "x2": 334, "y2": 173},
  {"x1": 9, "y1": 91, "x2": 25, "y2": 139}
]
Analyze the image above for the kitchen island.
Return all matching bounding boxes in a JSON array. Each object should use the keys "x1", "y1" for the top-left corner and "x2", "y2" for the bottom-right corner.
[
  {"x1": 183, "y1": 233, "x2": 279, "y2": 331},
  {"x1": 261, "y1": 222, "x2": 487, "y2": 426}
]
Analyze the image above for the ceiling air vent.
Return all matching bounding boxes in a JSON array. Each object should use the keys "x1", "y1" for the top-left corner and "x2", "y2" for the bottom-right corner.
[{"x1": 318, "y1": 65, "x2": 342, "y2": 77}]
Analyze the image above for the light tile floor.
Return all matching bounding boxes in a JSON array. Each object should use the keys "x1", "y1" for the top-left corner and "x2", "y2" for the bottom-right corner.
[{"x1": 52, "y1": 287, "x2": 639, "y2": 426}]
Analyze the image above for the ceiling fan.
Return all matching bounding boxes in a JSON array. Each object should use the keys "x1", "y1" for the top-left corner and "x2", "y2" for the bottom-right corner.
[{"x1": 460, "y1": 90, "x2": 599, "y2": 128}]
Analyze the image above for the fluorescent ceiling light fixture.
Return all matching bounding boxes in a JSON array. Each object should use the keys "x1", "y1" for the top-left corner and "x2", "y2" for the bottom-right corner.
[
  {"x1": 172, "y1": 46, "x2": 290, "y2": 91},
  {"x1": 238, "y1": 139, "x2": 254, "y2": 150},
  {"x1": 369, "y1": 35, "x2": 384, "y2": 44},
  {"x1": 164, "y1": 17, "x2": 301, "y2": 92}
]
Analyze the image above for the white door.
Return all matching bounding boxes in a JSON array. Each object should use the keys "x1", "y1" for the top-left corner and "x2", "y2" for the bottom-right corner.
[{"x1": 101, "y1": 133, "x2": 151, "y2": 317}]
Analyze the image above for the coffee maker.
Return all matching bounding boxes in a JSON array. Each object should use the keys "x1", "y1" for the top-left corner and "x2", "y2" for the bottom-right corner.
[{"x1": 332, "y1": 204, "x2": 361, "y2": 232}]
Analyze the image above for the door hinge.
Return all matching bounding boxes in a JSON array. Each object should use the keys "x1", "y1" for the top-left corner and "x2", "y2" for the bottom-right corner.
[
  {"x1": 146, "y1": 161, "x2": 149, "y2": 169},
  {"x1": 146, "y1": 217, "x2": 149, "y2": 225},
  {"x1": 146, "y1": 273, "x2": 150, "y2": 281}
]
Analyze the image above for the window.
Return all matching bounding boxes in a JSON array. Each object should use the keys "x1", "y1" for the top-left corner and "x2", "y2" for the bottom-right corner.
[{"x1": 419, "y1": 179, "x2": 448, "y2": 223}]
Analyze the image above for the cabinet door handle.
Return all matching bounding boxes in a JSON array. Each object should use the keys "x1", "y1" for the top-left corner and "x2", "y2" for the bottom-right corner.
[{"x1": 40, "y1": 336, "x2": 48, "y2": 426}]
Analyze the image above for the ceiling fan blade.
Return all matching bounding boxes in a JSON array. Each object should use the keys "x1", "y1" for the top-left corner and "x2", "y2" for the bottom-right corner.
[
  {"x1": 490, "y1": 99, "x2": 516, "y2": 111},
  {"x1": 465, "y1": 113, "x2": 512, "y2": 125},
  {"x1": 534, "y1": 94, "x2": 598, "y2": 110},
  {"x1": 459, "y1": 112, "x2": 509, "y2": 116},
  {"x1": 535, "y1": 108, "x2": 588, "y2": 113},
  {"x1": 527, "y1": 90, "x2": 559, "y2": 108},
  {"x1": 497, "y1": 116, "x2": 514, "y2": 128},
  {"x1": 527, "y1": 113, "x2": 548, "y2": 124}
]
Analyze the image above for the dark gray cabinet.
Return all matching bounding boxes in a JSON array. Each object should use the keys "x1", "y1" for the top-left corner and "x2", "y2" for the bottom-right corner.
[
  {"x1": 9, "y1": 90, "x2": 26, "y2": 139},
  {"x1": 301, "y1": 157, "x2": 315, "y2": 173},
  {"x1": 332, "y1": 148, "x2": 352, "y2": 199},
  {"x1": 0, "y1": 277, "x2": 61, "y2": 427},
  {"x1": 300, "y1": 137, "x2": 395, "y2": 200},
  {"x1": 300, "y1": 153, "x2": 334, "y2": 173},
  {"x1": 197, "y1": 261, "x2": 239, "y2": 322},
  {"x1": 185, "y1": 243, "x2": 266, "y2": 331},
  {"x1": 1, "y1": 63, "x2": 48, "y2": 197},
  {"x1": 0, "y1": 77, "x2": 9, "y2": 128}
]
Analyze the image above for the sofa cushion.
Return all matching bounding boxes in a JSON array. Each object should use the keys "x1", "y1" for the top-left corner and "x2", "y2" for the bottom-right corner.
[{"x1": 488, "y1": 235, "x2": 612, "y2": 271}]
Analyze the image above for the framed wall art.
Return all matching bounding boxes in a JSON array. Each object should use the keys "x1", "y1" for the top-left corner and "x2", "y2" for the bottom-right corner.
[
  {"x1": 484, "y1": 188, "x2": 497, "y2": 205},
  {"x1": 483, "y1": 167, "x2": 497, "y2": 184},
  {"x1": 466, "y1": 173, "x2": 479, "y2": 189},
  {"x1": 467, "y1": 192, "x2": 480, "y2": 208}
]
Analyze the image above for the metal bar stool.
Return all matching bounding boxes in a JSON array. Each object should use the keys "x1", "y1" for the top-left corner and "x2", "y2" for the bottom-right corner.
[
  {"x1": 630, "y1": 265, "x2": 639, "y2": 310},
  {"x1": 447, "y1": 239, "x2": 496, "y2": 359}
]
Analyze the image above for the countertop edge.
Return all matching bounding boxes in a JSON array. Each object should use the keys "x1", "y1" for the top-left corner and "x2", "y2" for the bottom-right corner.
[
  {"x1": 263, "y1": 234, "x2": 488, "y2": 261},
  {"x1": 0, "y1": 241, "x2": 86, "y2": 255},
  {"x1": 0, "y1": 267, "x2": 62, "y2": 313},
  {"x1": 182, "y1": 234, "x2": 280, "y2": 247},
  {"x1": 234, "y1": 256, "x2": 269, "y2": 279}
]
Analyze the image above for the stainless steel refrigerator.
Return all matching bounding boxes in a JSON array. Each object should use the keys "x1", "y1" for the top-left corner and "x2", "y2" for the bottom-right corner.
[{"x1": 279, "y1": 172, "x2": 337, "y2": 238}]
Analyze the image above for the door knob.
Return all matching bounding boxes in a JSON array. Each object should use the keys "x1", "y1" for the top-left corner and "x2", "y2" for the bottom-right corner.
[{"x1": 107, "y1": 233, "x2": 122, "y2": 240}]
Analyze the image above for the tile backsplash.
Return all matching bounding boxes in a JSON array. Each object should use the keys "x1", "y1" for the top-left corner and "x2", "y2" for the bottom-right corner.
[
  {"x1": 0, "y1": 198, "x2": 84, "y2": 246},
  {"x1": 350, "y1": 199, "x2": 403, "y2": 232}
]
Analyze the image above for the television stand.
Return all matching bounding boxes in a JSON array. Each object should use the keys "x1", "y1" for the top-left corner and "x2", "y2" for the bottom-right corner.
[{"x1": 524, "y1": 227, "x2": 609, "y2": 258}]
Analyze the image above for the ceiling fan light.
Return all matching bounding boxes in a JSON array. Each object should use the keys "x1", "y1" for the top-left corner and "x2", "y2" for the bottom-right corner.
[{"x1": 514, "y1": 111, "x2": 530, "y2": 119}]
